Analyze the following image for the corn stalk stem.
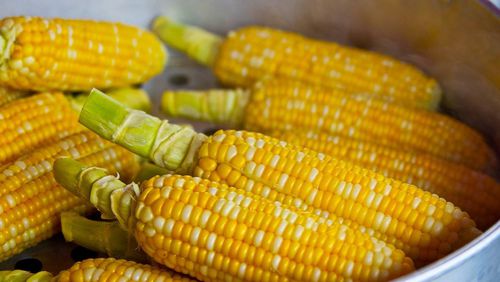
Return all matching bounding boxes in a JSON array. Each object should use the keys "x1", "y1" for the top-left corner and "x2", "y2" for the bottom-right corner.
[
  {"x1": 152, "y1": 16, "x2": 222, "y2": 67},
  {"x1": 79, "y1": 89, "x2": 207, "y2": 173},
  {"x1": 161, "y1": 88, "x2": 249, "y2": 127},
  {"x1": 61, "y1": 212, "x2": 147, "y2": 263}
]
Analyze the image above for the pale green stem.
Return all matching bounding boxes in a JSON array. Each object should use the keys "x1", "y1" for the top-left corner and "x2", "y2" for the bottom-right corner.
[
  {"x1": 152, "y1": 16, "x2": 222, "y2": 66},
  {"x1": 67, "y1": 87, "x2": 151, "y2": 113},
  {"x1": 61, "y1": 212, "x2": 148, "y2": 263},
  {"x1": 80, "y1": 89, "x2": 207, "y2": 173},
  {"x1": 54, "y1": 158, "x2": 138, "y2": 231},
  {"x1": 0, "y1": 270, "x2": 52, "y2": 282},
  {"x1": 161, "y1": 88, "x2": 249, "y2": 127},
  {"x1": 134, "y1": 162, "x2": 170, "y2": 183}
]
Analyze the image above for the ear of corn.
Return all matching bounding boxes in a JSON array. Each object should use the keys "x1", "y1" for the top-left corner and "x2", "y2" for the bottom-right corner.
[
  {"x1": 54, "y1": 159, "x2": 415, "y2": 281},
  {"x1": 153, "y1": 16, "x2": 222, "y2": 68},
  {"x1": 0, "y1": 16, "x2": 167, "y2": 91},
  {"x1": 194, "y1": 130, "x2": 481, "y2": 265},
  {"x1": 160, "y1": 80, "x2": 497, "y2": 173},
  {"x1": 78, "y1": 90, "x2": 482, "y2": 265},
  {"x1": 0, "y1": 86, "x2": 28, "y2": 107},
  {"x1": 0, "y1": 92, "x2": 81, "y2": 165},
  {"x1": 0, "y1": 130, "x2": 139, "y2": 262},
  {"x1": 273, "y1": 130, "x2": 500, "y2": 230},
  {"x1": 153, "y1": 16, "x2": 441, "y2": 110},
  {"x1": 0, "y1": 258, "x2": 195, "y2": 282}
]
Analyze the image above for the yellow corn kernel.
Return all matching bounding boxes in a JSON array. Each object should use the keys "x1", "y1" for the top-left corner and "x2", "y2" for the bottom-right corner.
[
  {"x1": 193, "y1": 130, "x2": 481, "y2": 265},
  {"x1": 137, "y1": 174, "x2": 414, "y2": 281},
  {"x1": 0, "y1": 92, "x2": 81, "y2": 165},
  {"x1": 0, "y1": 16, "x2": 167, "y2": 91}
]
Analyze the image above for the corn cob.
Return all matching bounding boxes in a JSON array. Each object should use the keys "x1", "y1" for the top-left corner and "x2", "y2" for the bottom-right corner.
[
  {"x1": 0, "y1": 16, "x2": 167, "y2": 91},
  {"x1": 0, "y1": 86, "x2": 28, "y2": 107},
  {"x1": 78, "y1": 89, "x2": 482, "y2": 265},
  {"x1": 55, "y1": 159, "x2": 414, "y2": 281},
  {"x1": 273, "y1": 130, "x2": 500, "y2": 230},
  {"x1": 0, "y1": 257, "x2": 195, "y2": 282},
  {"x1": 0, "y1": 130, "x2": 139, "y2": 262},
  {"x1": 160, "y1": 80, "x2": 497, "y2": 173},
  {"x1": 153, "y1": 16, "x2": 441, "y2": 110}
]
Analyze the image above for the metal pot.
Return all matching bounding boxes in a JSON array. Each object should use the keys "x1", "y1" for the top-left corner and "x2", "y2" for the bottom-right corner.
[{"x1": 1, "y1": 0, "x2": 499, "y2": 280}]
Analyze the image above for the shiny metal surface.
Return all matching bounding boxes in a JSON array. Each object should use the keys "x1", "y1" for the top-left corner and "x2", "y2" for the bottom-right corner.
[{"x1": 1, "y1": 0, "x2": 499, "y2": 280}]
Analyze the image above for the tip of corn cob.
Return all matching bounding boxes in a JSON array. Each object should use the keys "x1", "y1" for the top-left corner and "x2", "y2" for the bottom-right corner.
[
  {"x1": 53, "y1": 157, "x2": 87, "y2": 196},
  {"x1": 152, "y1": 15, "x2": 222, "y2": 66},
  {"x1": 55, "y1": 157, "x2": 137, "y2": 227},
  {"x1": 69, "y1": 87, "x2": 151, "y2": 113},
  {"x1": 60, "y1": 212, "x2": 148, "y2": 263},
  {"x1": 80, "y1": 88, "x2": 165, "y2": 157},
  {"x1": 80, "y1": 89, "x2": 207, "y2": 172},
  {"x1": 79, "y1": 88, "x2": 131, "y2": 141},
  {"x1": 161, "y1": 88, "x2": 249, "y2": 126}
]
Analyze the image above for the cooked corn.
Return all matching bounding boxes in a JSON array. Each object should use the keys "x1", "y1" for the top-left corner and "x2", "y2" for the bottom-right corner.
[
  {"x1": 54, "y1": 160, "x2": 414, "y2": 281},
  {"x1": 0, "y1": 131, "x2": 139, "y2": 262},
  {"x1": 0, "y1": 16, "x2": 167, "y2": 91},
  {"x1": 78, "y1": 89, "x2": 482, "y2": 265},
  {"x1": 153, "y1": 16, "x2": 441, "y2": 110},
  {"x1": 273, "y1": 130, "x2": 500, "y2": 230},
  {"x1": 161, "y1": 80, "x2": 497, "y2": 172},
  {"x1": 0, "y1": 92, "x2": 80, "y2": 165}
]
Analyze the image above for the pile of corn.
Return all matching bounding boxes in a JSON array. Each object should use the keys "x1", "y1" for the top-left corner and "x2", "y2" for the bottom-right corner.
[
  {"x1": 0, "y1": 16, "x2": 164, "y2": 264},
  {"x1": 0, "y1": 14, "x2": 497, "y2": 282}
]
